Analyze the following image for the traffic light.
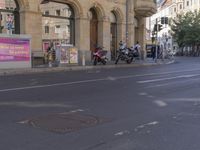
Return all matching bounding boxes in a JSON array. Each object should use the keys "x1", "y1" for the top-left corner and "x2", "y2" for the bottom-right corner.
[
  {"x1": 161, "y1": 17, "x2": 168, "y2": 24},
  {"x1": 153, "y1": 24, "x2": 163, "y2": 32},
  {"x1": 165, "y1": 17, "x2": 168, "y2": 24},
  {"x1": 158, "y1": 24, "x2": 163, "y2": 31}
]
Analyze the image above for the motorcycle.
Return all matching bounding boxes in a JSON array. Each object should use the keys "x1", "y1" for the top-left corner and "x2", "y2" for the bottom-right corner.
[
  {"x1": 129, "y1": 46, "x2": 139, "y2": 58},
  {"x1": 115, "y1": 42, "x2": 135, "y2": 64},
  {"x1": 93, "y1": 46, "x2": 108, "y2": 65}
]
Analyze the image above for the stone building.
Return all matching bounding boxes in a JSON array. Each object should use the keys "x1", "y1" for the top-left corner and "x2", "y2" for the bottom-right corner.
[
  {"x1": 150, "y1": 0, "x2": 200, "y2": 56},
  {"x1": 0, "y1": 0, "x2": 156, "y2": 64}
]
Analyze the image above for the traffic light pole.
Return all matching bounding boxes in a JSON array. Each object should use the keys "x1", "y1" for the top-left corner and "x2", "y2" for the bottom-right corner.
[{"x1": 155, "y1": 18, "x2": 158, "y2": 63}]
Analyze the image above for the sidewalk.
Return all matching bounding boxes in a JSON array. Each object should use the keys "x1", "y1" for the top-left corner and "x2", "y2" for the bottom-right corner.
[{"x1": 0, "y1": 58, "x2": 174, "y2": 76}]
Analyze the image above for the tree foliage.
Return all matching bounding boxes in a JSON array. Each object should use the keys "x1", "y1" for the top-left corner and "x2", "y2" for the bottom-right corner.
[{"x1": 170, "y1": 10, "x2": 200, "y2": 56}]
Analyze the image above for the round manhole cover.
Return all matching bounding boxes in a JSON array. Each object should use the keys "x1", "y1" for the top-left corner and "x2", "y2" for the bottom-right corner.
[{"x1": 21, "y1": 112, "x2": 110, "y2": 133}]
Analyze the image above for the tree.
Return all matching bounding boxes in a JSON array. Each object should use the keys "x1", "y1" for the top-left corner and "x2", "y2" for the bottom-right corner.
[{"x1": 170, "y1": 10, "x2": 200, "y2": 56}]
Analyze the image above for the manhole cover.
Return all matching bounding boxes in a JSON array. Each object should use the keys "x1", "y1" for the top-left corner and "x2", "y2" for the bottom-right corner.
[{"x1": 19, "y1": 112, "x2": 110, "y2": 133}]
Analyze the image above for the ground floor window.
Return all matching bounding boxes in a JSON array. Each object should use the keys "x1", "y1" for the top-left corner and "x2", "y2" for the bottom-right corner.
[
  {"x1": 40, "y1": 1, "x2": 75, "y2": 52},
  {"x1": 0, "y1": 0, "x2": 19, "y2": 34}
]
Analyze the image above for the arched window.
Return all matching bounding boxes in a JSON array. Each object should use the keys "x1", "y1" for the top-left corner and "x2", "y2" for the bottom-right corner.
[
  {"x1": 0, "y1": 0, "x2": 20, "y2": 34},
  {"x1": 40, "y1": 2, "x2": 75, "y2": 52}
]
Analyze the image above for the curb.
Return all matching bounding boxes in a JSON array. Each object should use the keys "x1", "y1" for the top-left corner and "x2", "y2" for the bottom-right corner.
[{"x1": 0, "y1": 60, "x2": 174, "y2": 76}]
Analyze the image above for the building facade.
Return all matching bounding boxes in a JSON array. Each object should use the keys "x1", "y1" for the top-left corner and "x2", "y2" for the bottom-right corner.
[
  {"x1": 150, "y1": 0, "x2": 200, "y2": 55},
  {"x1": 0, "y1": 0, "x2": 156, "y2": 64}
]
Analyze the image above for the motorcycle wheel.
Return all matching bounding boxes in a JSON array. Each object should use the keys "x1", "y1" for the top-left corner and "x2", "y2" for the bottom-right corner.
[
  {"x1": 102, "y1": 59, "x2": 107, "y2": 65},
  {"x1": 126, "y1": 58, "x2": 133, "y2": 64},
  {"x1": 93, "y1": 58, "x2": 98, "y2": 65}
]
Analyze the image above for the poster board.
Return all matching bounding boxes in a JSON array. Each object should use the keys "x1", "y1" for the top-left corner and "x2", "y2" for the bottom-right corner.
[
  {"x1": 0, "y1": 34, "x2": 31, "y2": 69},
  {"x1": 56, "y1": 44, "x2": 78, "y2": 65}
]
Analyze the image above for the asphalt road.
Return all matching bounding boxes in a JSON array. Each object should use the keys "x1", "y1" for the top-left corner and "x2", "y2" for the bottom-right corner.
[{"x1": 1, "y1": 57, "x2": 200, "y2": 150}]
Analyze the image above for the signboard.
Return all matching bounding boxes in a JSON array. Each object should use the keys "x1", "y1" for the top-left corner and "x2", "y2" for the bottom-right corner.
[
  {"x1": 69, "y1": 47, "x2": 78, "y2": 64},
  {"x1": 56, "y1": 44, "x2": 78, "y2": 64},
  {"x1": 60, "y1": 46, "x2": 69, "y2": 64},
  {"x1": 0, "y1": 37, "x2": 30, "y2": 62}
]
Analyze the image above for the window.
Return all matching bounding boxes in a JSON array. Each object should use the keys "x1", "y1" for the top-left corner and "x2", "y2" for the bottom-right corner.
[
  {"x1": 40, "y1": 2, "x2": 75, "y2": 52},
  {"x1": 0, "y1": 0, "x2": 19, "y2": 34},
  {"x1": 44, "y1": 11, "x2": 49, "y2": 15},
  {"x1": 180, "y1": 4, "x2": 182, "y2": 9},
  {"x1": 56, "y1": 10, "x2": 61, "y2": 16},
  {"x1": 44, "y1": 26, "x2": 49, "y2": 34},
  {"x1": 187, "y1": 1, "x2": 189, "y2": 6},
  {"x1": 55, "y1": 25, "x2": 61, "y2": 33}
]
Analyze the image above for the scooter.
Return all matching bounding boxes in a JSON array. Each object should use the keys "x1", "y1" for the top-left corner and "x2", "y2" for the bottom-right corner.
[{"x1": 93, "y1": 46, "x2": 108, "y2": 65}]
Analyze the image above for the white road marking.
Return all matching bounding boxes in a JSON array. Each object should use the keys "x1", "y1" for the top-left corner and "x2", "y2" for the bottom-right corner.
[
  {"x1": 1, "y1": 69, "x2": 200, "y2": 92},
  {"x1": 0, "y1": 78, "x2": 106, "y2": 92},
  {"x1": 146, "y1": 77, "x2": 200, "y2": 88},
  {"x1": 154, "y1": 100, "x2": 168, "y2": 107},
  {"x1": 147, "y1": 95, "x2": 155, "y2": 98},
  {"x1": 107, "y1": 76, "x2": 117, "y2": 81},
  {"x1": 70, "y1": 109, "x2": 84, "y2": 113},
  {"x1": 114, "y1": 130, "x2": 130, "y2": 136},
  {"x1": 137, "y1": 74, "x2": 200, "y2": 84},
  {"x1": 134, "y1": 121, "x2": 159, "y2": 132},
  {"x1": 59, "y1": 109, "x2": 85, "y2": 115},
  {"x1": 0, "y1": 102, "x2": 71, "y2": 108},
  {"x1": 17, "y1": 120, "x2": 29, "y2": 124},
  {"x1": 165, "y1": 98, "x2": 200, "y2": 102},
  {"x1": 138, "y1": 92, "x2": 148, "y2": 96}
]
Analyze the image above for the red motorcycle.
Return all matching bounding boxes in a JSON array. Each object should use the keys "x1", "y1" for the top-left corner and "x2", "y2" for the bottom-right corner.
[{"x1": 93, "y1": 46, "x2": 108, "y2": 65}]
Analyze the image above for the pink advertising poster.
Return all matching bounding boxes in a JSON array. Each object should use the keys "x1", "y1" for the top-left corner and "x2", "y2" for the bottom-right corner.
[{"x1": 0, "y1": 37, "x2": 30, "y2": 62}]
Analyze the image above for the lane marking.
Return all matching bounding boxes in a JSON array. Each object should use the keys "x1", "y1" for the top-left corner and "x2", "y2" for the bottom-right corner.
[
  {"x1": 138, "y1": 92, "x2": 148, "y2": 96},
  {"x1": 0, "y1": 101, "x2": 72, "y2": 108},
  {"x1": 0, "y1": 78, "x2": 106, "y2": 92},
  {"x1": 134, "y1": 121, "x2": 159, "y2": 132},
  {"x1": 2, "y1": 69, "x2": 200, "y2": 92},
  {"x1": 114, "y1": 130, "x2": 130, "y2": 136},
  {"x1": 17, "y1": 120, "x2": 29, "y2": 124},
  {"x1": 154, "y1": 100, "x2": 168, "y2": 107},
  {"x1": 145, "y1": 76, "x2": 200, "y2": 88},
  {"x1": 137, "y1": 74, "x2": 200, "y2": 84}
]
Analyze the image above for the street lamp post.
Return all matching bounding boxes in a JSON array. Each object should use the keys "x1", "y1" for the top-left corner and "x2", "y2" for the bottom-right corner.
[
  {"x1": 155, "y1": 18, "x2": 158, "y2": 63},
  {"x1": 126, "y1": 0, "x2": 128, "y2": 44}
]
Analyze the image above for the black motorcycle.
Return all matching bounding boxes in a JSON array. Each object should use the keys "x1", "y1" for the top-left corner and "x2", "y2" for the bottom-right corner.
[{"x1": 115, "y1": 42, "x2": 136, "y2": 64}]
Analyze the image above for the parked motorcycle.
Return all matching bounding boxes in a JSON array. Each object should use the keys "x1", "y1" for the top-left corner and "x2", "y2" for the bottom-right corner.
[
  {"x1": 93, "y1": 46, "x2": 108, "y2": 65},
  {"x1": 115, "y1": 42, "x2": 135, "y2": 64},
  {"x1": 129, "y1": 46, "x2": 139, "y2": 58}
]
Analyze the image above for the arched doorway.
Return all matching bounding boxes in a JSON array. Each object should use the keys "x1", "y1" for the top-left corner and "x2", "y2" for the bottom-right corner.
[
  {"x1": 110, "y1": 11, "x2": 117, "y2": 60},
  {"x1": 0, "y1": 0, "x2": 20, "y2": 34},
  {"x1": 89, "y1": 8, "x2": 98, "y2": 52},
  {"x1": 40, "y1": 1, "x2": 75, "y2": 52}
]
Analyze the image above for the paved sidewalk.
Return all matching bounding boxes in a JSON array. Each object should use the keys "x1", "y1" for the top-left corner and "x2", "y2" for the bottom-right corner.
[{"x1": 0, "y1": 58, "x2": 174, "y2": 76}]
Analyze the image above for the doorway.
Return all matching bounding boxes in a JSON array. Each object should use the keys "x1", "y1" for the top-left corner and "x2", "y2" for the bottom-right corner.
[
  {"x1": 89, "y1": 8, "x2": 98, "y2": 52},
  {"x1": 110, "y1": 12, "x2": 117, "y2": 60}
]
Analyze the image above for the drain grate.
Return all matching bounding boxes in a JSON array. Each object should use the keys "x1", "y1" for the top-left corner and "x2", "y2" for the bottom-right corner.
[{"x1": 19, "y1": 112, "x2": 110, "y2": 133}]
